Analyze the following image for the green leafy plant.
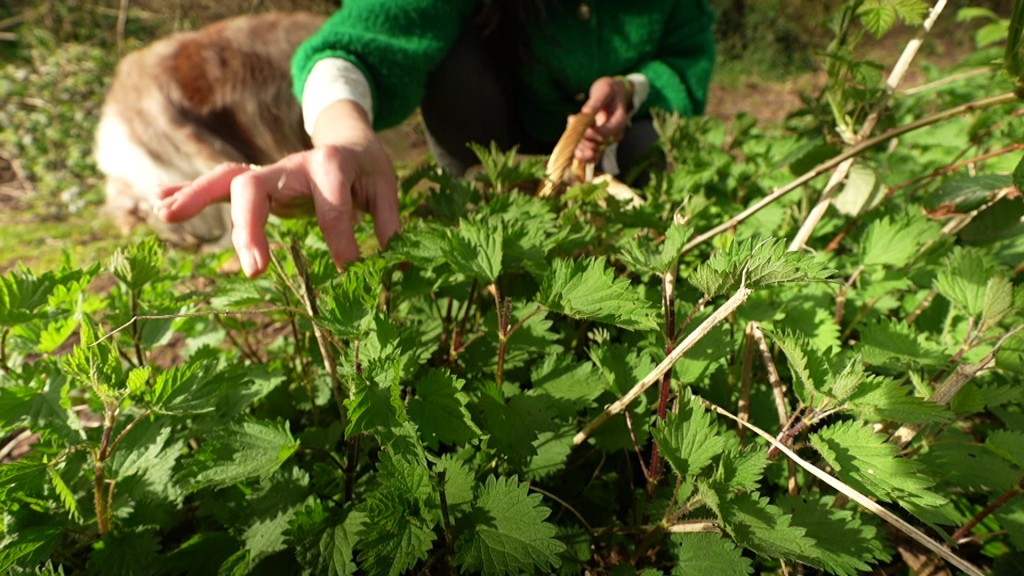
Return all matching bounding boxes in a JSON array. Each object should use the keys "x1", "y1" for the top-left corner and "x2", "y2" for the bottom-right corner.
[{"x1": 3, "y1": 1, "x2": 1024, "y2": 575}]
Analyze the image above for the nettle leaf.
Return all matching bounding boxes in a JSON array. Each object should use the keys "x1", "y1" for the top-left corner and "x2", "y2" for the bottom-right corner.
[
  {"x1": 407, "y1": 369, "x2": 481, "y2": 450},
  {"x1": 435, "y1": 454, "x2": 476, "y2": 514},
  {"x1": 446, "y1": 218, "x2": 503, "y2": 283},
  {"x1": 1014, "y1": 153, "x2": 1024, "y2": 192},
  {"x1": 358, "y1": 453, "x2": 437, "y2": 576},
  {"x1": 669, "y1": 532, "x2": 752, "y2": 576},
  {"x1": 344, "y1": 368, "x2": 405, "y2": 441},
  {"x1": 529, "y1": 354, "x2": 603, "y2": 414},
  {"x1": 181, "y1": 419, "x2": 299, "y2": 492},
  {"x1": 718, "y1": 493, "x2": 818, "y2": 563},
  {"x1": 859, "y1": 213, "x2": 939, "y2": 267},
  {"x1": 771, "y1": 331, "x2": 832, "y2": 403},
  {"x1": 934, "y1": 247, "x2": 1002, "y2": 317},
  {"x1": 479, "y1": 392, "x2": 559, "y2": 469},
  {"x1": 47, "y1": 466, "x2": 81, "y2": 523},
  {"x1": 539, "y1": 256, "x2": 658, "y2": 331},
  {"x1": 454, "y1": 475, "x2": 564, "y2": 576},
  {"x1": 318, "y1": 258, "x2": 386, "y2": 339},
  {"x1": 0, "y1": 266, "x2": 68, "y2": 327},
  {"x1": 62, "y1": 321, "x2": 124, "y2": 397},
  {"x1": 858, "y1": 0, "x2": 927, "y2": 37},
  {"x1": 847, "y1": 374, "x2": 949, "y2": 424},
  {"x1": 688, "y1": 238, "x2": 832, "y2": 298},
  {"x1": 981, "y1": 274, "x2": 1016, "y2": 332},
  {"x1": 88, "y1": 530, "x2": 161, "y2": 576},
  {"x1": 289, "y1": 500, "x2": 366, "y2": 576},
  {"x1": 108, "y1": 236, "x2": 163, "y2": 292},
  {"x1": 617, "y1": 222, "x2": 693, "y2": 276},
  {"x1": 921, "y1": 429, "x2": 1023, "y2": 493},
  {"x1": 986, "y1": 430, "x2": 1024, "y2": 468},
  {"x1": 715, "y1": 449, "x2": 768, "y2": 494},
  {"x1": 652, "y1": 393, "x2": 726, "y2": 479},
  {"x1": 0, "y1": 524, "x2": 62, "y2": 573},
  {"x1": 779, "y1": 494, "x2": 889, "y2": 575},
  {"x1": 144, "y1": 358, "x2": 234, "y2": 414},
  {"x1": 810, "y1": 420, "x2": 947, "y2": 513},
  {"x1": 857, "y1": 317, "x2": 946, "y2": 368}
]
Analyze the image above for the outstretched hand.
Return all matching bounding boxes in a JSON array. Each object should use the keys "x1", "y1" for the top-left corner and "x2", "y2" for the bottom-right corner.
[
  {"x1": 156, "y1": 100, "x2": 400, "y2": 278},
  {"x1": 574, "y1": 75, "x2": 633, "y2": 164}
]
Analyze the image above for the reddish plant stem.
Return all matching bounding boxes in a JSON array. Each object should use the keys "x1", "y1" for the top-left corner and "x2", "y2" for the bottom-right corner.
[
  {"x1": 951, "y1": 484, "x2": 1023, "y2": 544},
  {"x1": 647, "y1": 271, "x2": 678, "y2": 494}
]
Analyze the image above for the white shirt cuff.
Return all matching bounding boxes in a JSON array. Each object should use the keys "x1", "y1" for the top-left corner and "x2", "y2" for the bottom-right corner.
[
  {"x1": 600, "y1": 73, "x2": 650, "y2": 176},
  {"x1": 301, "y1": 58, "x2": 374, "y2": 135},
  {"x1": 625, "y1": 72, "x2": 650, "y2": 115}
]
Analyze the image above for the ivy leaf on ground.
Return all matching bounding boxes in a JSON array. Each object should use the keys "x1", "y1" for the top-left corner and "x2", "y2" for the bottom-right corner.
[
  {"x1": 670, "y1": 532, "x2": 752, "y2": 576},
  {"x1": 652, "y1": 393, "x2": 727, "y2": 479},
  {"x1": 538, "y1": 256, "x2": 659, "y2": 331},
  {"x1": 357, "y1": 453, "x2": 437, "y2": 576},
  {"x1": 688, "y1": 238, "x2": 832, "y2": 298},
  {"x1": 454, "y1": 475, "x2": 565, "y2": 575},
  {"x1": 407, "y1": 369, "x2": 480, "y2": 450},
  {"x1": 810, "y1": 420, "x2": 948, "y2": 514},
  {"x1": 779, "y1": 494, "x2": 889, "y2": 575},
  {"x1": 180, "y1": 419, "x2": 299, "y2": 492}
]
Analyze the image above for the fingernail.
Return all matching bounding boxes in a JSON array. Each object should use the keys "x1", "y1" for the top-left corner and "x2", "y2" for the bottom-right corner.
[{"x1": 240, "y1": 250, "x2": 257, "y2": 278}]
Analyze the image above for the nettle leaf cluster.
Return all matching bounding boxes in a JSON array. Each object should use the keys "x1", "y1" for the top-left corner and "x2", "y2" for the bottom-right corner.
[{"x1": 3, "y1": 2, "x2": 1024, "y2": 574}]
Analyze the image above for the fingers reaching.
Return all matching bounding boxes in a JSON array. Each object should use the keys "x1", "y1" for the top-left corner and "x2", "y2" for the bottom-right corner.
[{"x1": 156, "y1": 162, "x2": 251, "y2": 222}]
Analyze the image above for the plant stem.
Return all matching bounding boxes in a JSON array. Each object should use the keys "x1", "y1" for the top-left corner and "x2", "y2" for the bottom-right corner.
[
  {"x1": 951, "y1": 483, "x2": 1023, "y2": 544},
  {"x1": 647, "y1": 269, "x2": 678, "y2": 493},
  {"x1": 0, "y1": 326, "x2": 9, "y2": 374},
  {"x1": 575, "y1": 285, "x2": 753, "y2": 445},
  {"x1": 682, "y1": 91, "x2": 1021, "y2": 256}
]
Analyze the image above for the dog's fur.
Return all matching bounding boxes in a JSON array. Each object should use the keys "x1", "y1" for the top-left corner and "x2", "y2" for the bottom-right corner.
[{"x1": 94, "y1": 11, "x2": 325, "y2": 245}]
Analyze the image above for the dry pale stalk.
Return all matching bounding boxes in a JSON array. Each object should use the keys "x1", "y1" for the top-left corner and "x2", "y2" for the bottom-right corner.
[
  {"x1": 573, "y1": 284, "x2": 753, "y2": 446},
  {"x1": 538, "y1": 112, "x2": 595, "y2": 198}
]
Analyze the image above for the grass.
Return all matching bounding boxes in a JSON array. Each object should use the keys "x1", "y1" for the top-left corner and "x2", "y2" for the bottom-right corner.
[{"x1": 0, "y1": 206, "x2": 126, "y2": 273}]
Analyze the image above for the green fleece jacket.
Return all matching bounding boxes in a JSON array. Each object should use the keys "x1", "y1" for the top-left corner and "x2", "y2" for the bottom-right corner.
[{"x1": 291, "y1": 0, "x2": 715, "y2": 143}]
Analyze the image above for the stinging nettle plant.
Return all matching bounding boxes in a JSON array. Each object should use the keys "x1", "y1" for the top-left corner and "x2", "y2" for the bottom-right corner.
[{"x1": 2, "y1": 0, "x2": 1024, "y2": 574}]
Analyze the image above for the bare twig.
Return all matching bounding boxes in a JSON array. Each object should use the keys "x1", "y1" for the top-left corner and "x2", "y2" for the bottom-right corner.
[
  {"x1": 704, "y1": 398, "x2": 986, "y2": 576},
  {"x1": 574, "y1": 285, "x2": 753, "y2": 445},
  {"x1": 91, "y1": 307, "x2": 301, "y2": 346},
  {"x1": 951, "y1": 483, "x2": 1022, "y2": 544},
  {"x1": 682, "y1": 91, "x2": 1021, "y2": 256},
  {"x1": 116, "y1": 0, "x2": 130, "y2": 56}
]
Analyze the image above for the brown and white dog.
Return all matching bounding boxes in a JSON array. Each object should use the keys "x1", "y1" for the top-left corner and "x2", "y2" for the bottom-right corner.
[{"x1": 94, "y1": 11, "x2": 325, "y2": 246}]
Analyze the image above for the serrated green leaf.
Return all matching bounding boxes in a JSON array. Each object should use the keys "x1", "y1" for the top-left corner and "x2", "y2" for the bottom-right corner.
[
  {"x1": 771, "y1": 330, "x2": 832, "y2": 403},
  {"x1": 358, "y1": 453, "x2": 437, "y2": 576},
  {"x1": 479, "y1": 393, "x2": 559, "y2": 469},
  {"x1": 925, "y1": 174, "x2": 1013, "y2": 215},
  {"x1": 847, "y1": 375, "x2": 950, "y2": 425},
  {"x1": 779, "y1": 494, "x2": 889, "y2": 575},
  {"x1": 1014, "y1": 154, "x2": 1024, "y2": 192},
  {"x1": 88, "y1": 530, "x2": 161, "y2": 576},
  {"x1": 718, "y1": 493, "x2": 818, "y2": 562},
  {"x1": 982, "y1": 274, "x2": 1015, "y2": 332},
  {"x1": 811, "y1": 421, "x2": 947, "y2": 513},
  {"x1": 108, "y1": 236, "x2": 163, "y2": 293},
  {"x1": 715, "y1": 449, "x2": 768, "y2": 494},
  {"x1": 617, "y1": 222, "x2": 693, "y2": 276},
  {"x1": 290, "y1": 502, "x2": 366, "y2": 576},
  {"x1": 670, "y1": 532, "x2": 752, "y2": 576},
  {"x1": 344, "y1": 370, "x2": 405, "y2": 441},
  {"x1": 860, "y1": 213, "x2": 939, "y2": 267},
  {"x1": 181, "y1": 420, "x2": 299, "y2": 492},
  {"x1": 857, "y1": 317, "x2": 946, "y2": 367},
  {"x1": 454, "y1": 475, "x2": 565, "y2": 575},
  {"x1": 688, "y1": 238, "x2": 832, "y2": 298},
  {"x1": 529, "y1": 354, "x2": 603, "y2": 414},
  {"x1": 447, "y1": 218, "x2": 503, "y2": 282},
  {"x1": 0, "y1": 525, "x2": 62, "y2": 573},
  {"x1": 921, "y1": 429, "x2": 1022, "y2": 492},
  {"x1": 436, "y1": 454, "x2": 476, "y2": 513},
  {"x1": 0, "y1": 266, "x2": 66, "y2": 327},
  {"x1": 144, "y1": 359, "x2": 234, "y2": 415},
  {"x1": 539, "y1": 256, "x2": 659, "y2": 330},
  {"x1": 47, "y1": 466, "x2": 82, "y2": 523},
  {"x1": 935, "y1": 247, "x2": 1001, "y2": 317},
  {"x1": 653, "y1": 393, "x2": 726, "y2": 479},
  {"x1": 407, "y1": 370, "x2": 480, "y2": 449},
  {"x1": 986, "y1": 430, "x2": 1024, "y2": 468}
]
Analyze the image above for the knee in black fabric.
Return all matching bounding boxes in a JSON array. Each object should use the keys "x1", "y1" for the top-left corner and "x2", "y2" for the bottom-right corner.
[
  {"x1": 421, "y1": 29, "x2": 515, "y2": 176},
  {"x1": 617, "y1": 118, "x2": 666, "y2": 187}
]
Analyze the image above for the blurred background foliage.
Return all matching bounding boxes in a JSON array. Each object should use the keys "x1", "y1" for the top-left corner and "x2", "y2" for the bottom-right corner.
[{"x1": 0, "y1": 0, "x2": 1016, "y2": 267}]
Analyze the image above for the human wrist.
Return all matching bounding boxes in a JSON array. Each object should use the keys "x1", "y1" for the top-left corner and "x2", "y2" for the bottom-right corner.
[{"x1": 312, "y1": 100, "x2": 375, "y2": 147}]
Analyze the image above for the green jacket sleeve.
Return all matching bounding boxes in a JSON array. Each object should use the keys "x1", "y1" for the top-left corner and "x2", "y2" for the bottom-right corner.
[
  {"x1": 635, "y1": 0, "x2": 716, "y2": 117},
  {"x1": 291, "y1": 0, "x2": 479, "y2": 130}
]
